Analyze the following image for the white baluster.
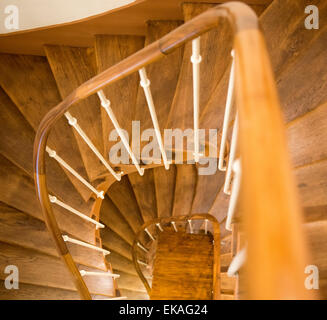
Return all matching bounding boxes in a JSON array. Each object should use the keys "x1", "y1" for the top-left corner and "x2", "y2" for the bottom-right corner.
[
  {"x1": 171, "y1": 221, "x2": 178, "y2": 232},
  {"x1": 225, "y1": 159, "x2": 241, "y2": 231},
  {"x1": 62, "y1": 235, "x2": 110, "y2": 255},
  {"x1": 64, "y1": 111, "x2": 121, "y2": 181},
  {"x1": 139, "y1": 67, "x2": 169, "y2": 170},
  {"x1": 97, "y1": 90, "x2": 144, "y2": 176},
  {"x1": 191, "y1": 37, "x2": 202, "y2": 163},
  {"x1": 204, "y1": 219, "x2": 208, "y2": 235},
  {"x1": 80, "y1": 270, "x2": 120, "y2": 279},
  {"x1": 137, "y1": 260, "x2": 148, "y2": 267},
  {"x1": 46, "y1": 146, "x2": 104, "y2": 199},
  {"x1": 227, "y1": 246, "x2": 247, "y2": 277},
  {"x1": 144, "y1": 227, "x2": 155, "y2": 241},
  {"x1": 219, "y1": 50, "x2": 235, "y2": 171},
  {"x1": 137, "y1": 242, "x2": 148, "y2": 253},
  {"x1": 188, "y1": 219, "x2": 194, "y2": 234},
  {"x1": 224, "y1": 113, "x2": 239, "y2": 195},
  {"x1": 49, "y1": 195, "x2": 104, "y2": 229},
  {"x1": 156, "y1": 223, "x2": 163, "y2": 232}
]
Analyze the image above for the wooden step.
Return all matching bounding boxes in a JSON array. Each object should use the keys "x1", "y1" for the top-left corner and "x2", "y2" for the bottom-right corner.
[
  {"x1": 153, "y1": 165, "x2": 176, "y2": 218},
  {"x1": 0, "y1": 54, "x2": 91, "y2": 201},
  {"x1": 209, "y1": 187, "x2": 229, "y2": 223},
  {"x1": 287, "y1": 101, "x2": 327, "y2": 168},
  {"x1": 114, "y1": 271, "x2": 147, "y2": 293},
  {"x1": 119, "y1": 289, "x2": 149, "y2": 300},
  {"x1": 295, "y1": 159, "x2": 327, "y2": 209},
  {"x1": 151, "y1": 231, "x2": 213, "y2": 300},
  {"x1": 0, "y1": 241, "x2": 114, "y2": 296},
  {"x1": 128, "y1": 169, "x2": 157, "y2": 223},
  {"x1": 221, "y1": 272, "x2": 236, "y2": 295},
  {"x1": 0, "y1": 154, "x2": 95, "y2": 244},
  {"x1": 220, "y1": 253, "x2": 232, "y2": 270},
  {"x1": 100, "y1": 228, "x2": 133, "y2": 261},
  {"x1": 220, "y1": 293, "x2": 234, "y2": 300},
  {"x1": 0, "y1": 202, "x2": 106, "y2": 271},
  {"x1": 100, "y1": 196, "x2": 135, "y2": 246},
  {"x1": 166, "y1": 3, "x2": 229, "y2": 132},
  {"x1": 260, "y1": 1, "x2": 327, "y2": 124},
  {"x1": 107, "y1": 175, "x2": 144, "y2": 233},
  {"x1": 197, "y1": 3, "x2": 272, "y2": 134},
  {"x1": 134, "y1": 20, "x2": 183, "y2": 149},
  {"x1": 172, "y1": 165, "x2": 197, "y2": 216},
  {"x1": 0, "y1": 281, "x2": 80, "y2": 300},
  {"x1": 44, "y1": 45, "x2": 106, "y2": 182},
  {"x1": 0, "y1": 87, "x2": 93, "y2": 215},
  {"x1": 94, "y1": 34, "x2": 144, "y2": 158}
]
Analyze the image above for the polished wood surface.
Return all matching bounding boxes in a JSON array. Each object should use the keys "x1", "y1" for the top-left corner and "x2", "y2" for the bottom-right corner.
[
  {"x1": 151, "y1": 231, "x2": 213, "y2": 300},
  {"x1": 132, "y1": 214, "x2": 220, "y2": 299}
]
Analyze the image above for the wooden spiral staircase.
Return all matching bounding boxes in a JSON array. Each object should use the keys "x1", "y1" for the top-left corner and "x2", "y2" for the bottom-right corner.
[{"x1": 0, "y1": 0, "x2": 326, "y2": 300}]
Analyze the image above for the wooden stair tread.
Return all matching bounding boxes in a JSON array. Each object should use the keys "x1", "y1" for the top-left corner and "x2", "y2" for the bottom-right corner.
[
  {"x1": 153, "y1": 165, "x2": 176, "y2": 218},
  {"x1": 0, "y1": 53, "x2": 91, "y2": 201},
  {"x1": 128, "y1": 169, "x2": 157, "y2": 223},
  {"x1": 0, "y1": 87, "x2": 94, "y2": 215},
  {"x1": 0, "y1": 202, "x2": 106, "y2": 271},
  {"x1": 134, "y1": 20, "x2": 183, "y2": 148},
  {"x1": 172, "y1": 165, "x2": 197, "y2": 216},
  {"x1": 0, "y1": 241, "x2": 114, "y2": 296},
  {"x1": 114, "y1": 271, "x2": 147, "y2": 293},
  {"x1": 120, "y1": 289, "x2": 149, "y2": 300},
  {"x1": 100, "y1": 228, "x2": 133, "y2": 261},
  {"x1": 100, "y1": 196, "x2": 135, "y2": 246},
  {"x1": 166, "y1": 3, "x2": 228, "y2": 133},
  {"x1": 0, "y1": 154, "x2": 95, "y2": 244},
  {"x1": 94, "y1": 34, "x2": 144, "y2": 158},
  {"x1": 44, "y1": 45, "x2": 106, "y2": 182},
  {"x1": 107, "y1": 175, "x2": 144, "y2": 234},
  {"x1": 151, "y1": 231, "x2": 213, "y2": 300}
]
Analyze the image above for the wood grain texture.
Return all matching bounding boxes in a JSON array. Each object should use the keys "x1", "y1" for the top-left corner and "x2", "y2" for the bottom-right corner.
[
  {"x1": 134, "y1": 20, "x2": 183, "y2": 144},
  {"x1": 0, "y1": 202, "x2": 106, "y2": 270},
  {"x1": 172, "y1": 165, "x2": 197, "y2": 216},
  {"x1": 128, "y1": 169, "x2": 157, "y2": 223},
  {"x1": 287, "y1": 101, "x2": 327, "y2": 168},
  {"x1": 0, "y1": 54, "x2": 91, "y2": 201},
  {"x1": 0, "y1": 241, "x2": 114, "y2": 296},
  {"x1": 95, "y1": 35, "x2": 144, "y2": 158},
  {"x1": 115, "y1": 271, "x2": 147, "y2": 293},
  {"x1": 0, "y1": 87, "x2": 93, "y2": 216},
  {"x1": 100, "y1": 196, "x2": 135, "y2": 245},
  {"x1": 151, "y1": 230, "x2": 213, "y2": 300},
  {"x1": 120, "y1": 289, "x2": 149, "y2": 300},
  {"x1": 0, "y1": 153, "x2": 95, "y2": 244},
  {"x1": 0, "y1": 281, "x2": 80, "y2": 300},
  {"x1": 166, "y1": 3, "x2": 230, "y2": 133},
  {"x1": 100, "y1": 227, "x2": 133, "y2": 261},
  {"x1": 295, "y1": 160, "x2": 327, "y2": 208},
  {"x1": 107, "y1": 175, "x2": 144, "y2": 233},
  {"x1": 153, "y1": 165, "x2": 176, "y2": 218},
  {"x1": 44, "y1": 45, "x2": 106, "y2": 181}
]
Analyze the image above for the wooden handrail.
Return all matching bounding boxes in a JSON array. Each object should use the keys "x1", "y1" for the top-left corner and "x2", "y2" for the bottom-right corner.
[
  {"x1": 132, "y1": 214, "x2": 221, "y2": 299},
  {"x1": 33, "y1": 2, "x2": 311, "y2": 299}
]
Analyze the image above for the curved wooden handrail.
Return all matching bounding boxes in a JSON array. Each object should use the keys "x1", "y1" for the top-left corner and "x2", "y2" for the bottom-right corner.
[
  {"x1": 132, "y1": 214, "x2": 221, "y2": 299},
  {"x1": 33, "y1": 2, "x2": 311, "y2": 299}
]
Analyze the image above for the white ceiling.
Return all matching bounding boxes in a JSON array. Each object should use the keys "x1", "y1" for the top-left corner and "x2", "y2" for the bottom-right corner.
[{"x1": 0, "y1": 0, "x2": 136, "y2": 34}]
